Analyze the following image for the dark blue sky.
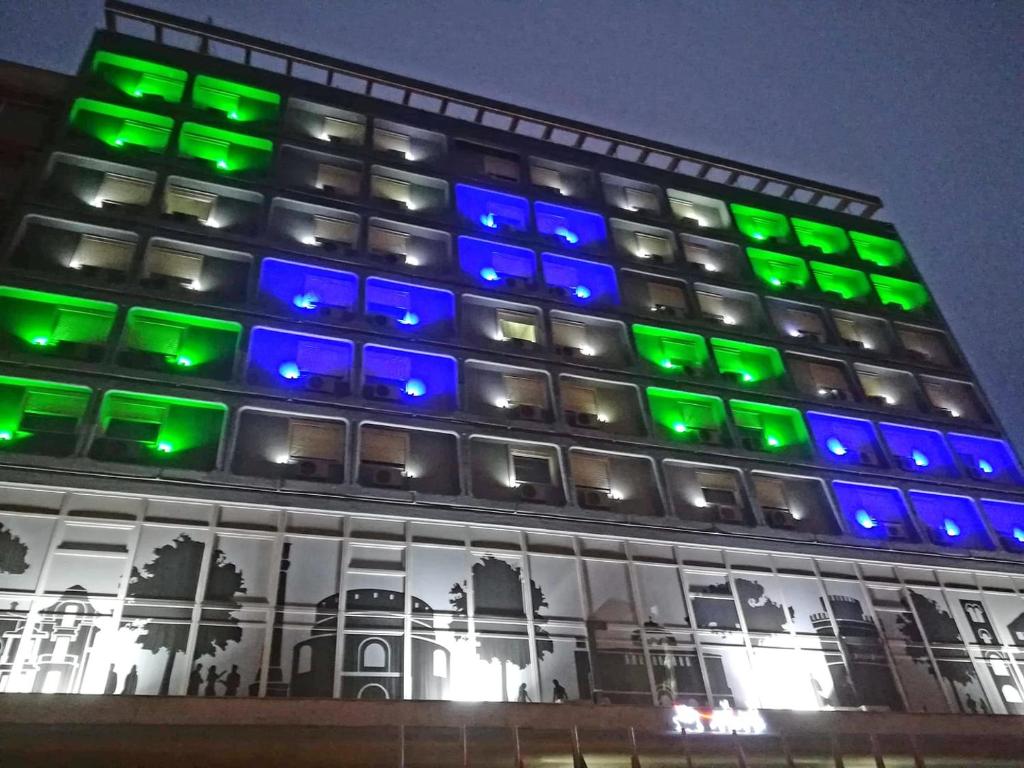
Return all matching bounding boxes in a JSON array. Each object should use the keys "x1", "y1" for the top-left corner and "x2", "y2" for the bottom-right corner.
[{"x1": 1, "y1": 0, "x2": 1022, "y2": 450}]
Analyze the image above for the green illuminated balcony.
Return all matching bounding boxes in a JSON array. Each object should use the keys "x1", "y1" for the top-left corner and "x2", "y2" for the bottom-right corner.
[
  {"x1": 69, "y1": 98, "x2": 173, "y2": 152},
  {"x1": 791, "y1": 218, "x2": 850, "y2": 255},
  {"x1": 850, "y1": 231, "x2": 907, "y2": 268},
  {"x1": 710, "y1": 338, "x2": 785, "y2": 386},
  {"x1": 810, "y1": 261, "x2": 871, "y2": 302},
  {"x1": 647, "y1": 387, "x2": 728, "y2": 445},
  {"x1": 192, "y1": 75, "x2": 281, "y2": 123},
  {"x1": 0, "y1": 286, "x2": 117, "y2": 362},
  {"x1": 747, "y1": 248, "x2": 810, "y2": 290},
  {"x1": 118, "y1": 308, "x2": 241, "y2": 380},
  {"x1": 871, "y1": 274, "x2": 930, "y2": 313},
  {"x1": 730, "y1": 399, "x2": 810, "y2": 455},
  {"x1": 178, "y1": 122, "x2": 273, "y2": 174},
  {"x1": 730, "y1": 204, "x2": 792, "y2": 243},
  {"x1": 91, "y1": 390, "x2": 227, "y2": 470},
  {"x1": 632, "y1": 325, "x2": 709, "y2": 377},
  {"x1": 90, "y1": 50, "x2": 187, "y2": 103},
  {"x1": 0, "y1": 376, "x2": 91, "y2": 457}
]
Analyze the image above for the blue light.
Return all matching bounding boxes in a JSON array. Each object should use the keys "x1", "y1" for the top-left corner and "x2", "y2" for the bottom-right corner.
[
  {"x1": 911, "y1": 449, "x2": 930, "y2": 467},
  {"x1": 909, "y1": 490, "x2": 989, "y2": 550},
  {"x1": 480, "y1": 266, "x2": 500, "y2": 282},
  {"x1": 554, "y1": 226, "x2": 579, "y2": 245},
  {"x1": 398, "y1": 311, "x2": 420, "y2": 326},
  {"x1": 573, "y1": 285, "x2": 592, "y2": 300},
  {"x1": 880, "y1": 423, "x2": 957, "y2": 478},
  {"x1": 480, "y1": 213, "x2": 497, "y2": 229},
  {"x1": 1014, "y1": 527, "x2": 1024, "y2": 544},
  {"x1": 978, "y1": 459, "x2": 994, "y2": 474},
  {"x1": 278, "y1": 362, "x2": 301, "y2": 380},
  {"x1": 942, "y1": 518, "x2": 961, "y2": 537},
  {"x1": 404, "y1": 378, "x2": 426, "y2": 397},
  {"x1": 855, "y1": 509, "x2": 877, "y2": 530},
  {"x1": 293, "y1": 292, "x2": 319, "y2": 310},
  {"x1": 826, "y1": 437, "x2": 848, "y2": 457}
]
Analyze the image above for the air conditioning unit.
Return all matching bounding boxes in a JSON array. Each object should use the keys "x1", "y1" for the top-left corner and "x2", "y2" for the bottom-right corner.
[
  {"x1": 517, "y1": 482, "x2": 543, "y2": 502},
  {"x1": 504, "y1": 277, "x2": 534, "y2": 291},
  {"x1": 556, "y1": 345, "x2": 584, "y2": 360},
  {"x1": 652, "y1": 304, "x2": 682, "y2": 318},
  {"x1": 884, "y1": 522, "x2": 908, "y2": 540},
  {"x1": 740, "y1": 434, "x2": 762, "y2": 452},
  {"x1": 903, "y1": 348, "x2": 929, "y2": 362},
  {"x1": 369, "y1": 250, "x2": 404, "y2": 265},
  {"x1": 363, "y1": 382, "x2": 402, "y2": 401},
  {"x1": 765, "y1": 508, "x2": 796, "y2": 529},
  {"x1": 502, "y1": 337, "x2": 534, "y2": 350},
  {"x1": 162, "y1": 210, "x2": 202, "y2": 224},
  {"x1": 577, "y1": 488, "x2": 611, "y2": 510},
  {"x1": 511, "y1": 404, "x2": 545, "y2": 422},
  {"x1": 365, "y1": 464, "x2": 407, "y2": 489},
  {"x1": 840, "y1": 337, "x2": 866, "y2": 350},
  {"x1": 566, "y1": 410, "x2": 598, "y2": 429},
  {"x1": 318, "y1": 305, "x2": 353, "y2": 322},
  {"x1": 713, "y1": 505, "x2": 743, "y2": 525},
  {"x1": 51, "y1": 340, "x2": 103, "y2": 363},
  {"x1": 92, "y1": 438, "x2": 149, "y2": 463},
  {"x1": 287, "y1": 458, "x2": 338, "y2": 481},
  {"x1": 77, "y1": 265, "x2": 126, "y2": 284},
  {"x1": 306, "y1": 375, "x2": 346, "y2": 395}
]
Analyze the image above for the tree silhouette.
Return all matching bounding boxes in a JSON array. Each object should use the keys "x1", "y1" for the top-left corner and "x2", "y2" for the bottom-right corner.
[
  {"x1": 127, "y1": 533, "x2": 246, "y2": 695},
  {"x1": 0, "y1": 522, "x2": 29, "y2": 575},
  {"x1": 897, "y1": 590, "x2": 978, "y2": 708},
  {"x1": 450, "y1": 556, "x2": 553, "y2": 701}
]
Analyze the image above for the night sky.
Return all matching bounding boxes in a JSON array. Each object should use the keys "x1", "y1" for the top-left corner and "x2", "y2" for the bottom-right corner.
[{"x1": 1, "y1": 0, "x2": 1021, "y2": 450}]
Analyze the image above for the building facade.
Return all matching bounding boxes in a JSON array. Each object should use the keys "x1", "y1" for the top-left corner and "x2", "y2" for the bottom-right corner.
[{"x1": 0, "y1": 2, "x2": 1022, "y2": 765}]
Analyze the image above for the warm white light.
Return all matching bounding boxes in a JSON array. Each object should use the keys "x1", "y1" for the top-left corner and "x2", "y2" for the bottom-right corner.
[
  {"x1": 580, "y1": 345, "x2": 596, "y2": 357},
  {"x1": 702, "y1": 262, "x2": 719, "y2": 273},
  {"x1": 608, "y1": 489, "x2": 624, "y2": 501},
  {"x1": 403, "y1": 468, "x2": 418, "y2": 479},
  {"x1": 90, "y1": 196, "x2": 105, "y2": 208},
  {"x1": 274, "y1": 454, "x2": 292, "y2": 465},
  {"x1": 596, "y1": 413, "x2": 609, "y2": 423},
  {"x1": 203, "y1": 217, "x2": 222, "y2": 229},
  {"x1": 404, "y1": 254, "x2": 421, "y2": 267},
  {"x1": 721, "y1": 315, "x2": 737, "y2": 326},
  {"x1": 318, "y1": 131, "x2": 331, "y2": 142},
  {"x1": 301, "y1": 235, "x2": 318, "y2": 246},
  {"x1": 315, "y1": 183, "x2": 324, "y2": 190},
  {"x1": 68, "y1": 260, "x2": 82, "y2": 270},
  {"x1": 495, "y1": 397, "x2": 512, "y2": 409},
  {"x1": 788, "y1": 329, "x2": 802, "y2": 338},
  {"x1": 817, "y1": 388, "x2": 829, "y2": 396},
  {"x1": 948, "y1": 407, "x2": 961, "y2": 418},
  {"x1": 188, "y1": 280, "x2": 202, "y2": 292},
  {"x1": 882, "y1": 394, "x2": 895, "y2": 405}
]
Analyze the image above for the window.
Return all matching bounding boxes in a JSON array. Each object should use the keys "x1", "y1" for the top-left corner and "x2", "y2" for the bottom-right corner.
[
  {"x1": 563, "y1": 383, "x2": 599, "y2": 415},
  {"x1": 312, "y1": 215, "x2": 357, "y2": 244},
  {"x1": 635, "y1": 231, "x2": 672, "y2": 259},
  {"x1": 72, "y1": 234, "x2": 134, "y2": 271},
  {"x1": 696, "y1": 290, "x2": 730, "y2": 322},
  {"x1": 483, "y1": 154, "x2": 519, "y2": 182},
  {"x1": 625, "y1": 186, "x2": 658, "y2": 212},
  {"x1": 166, "y1": 184, "x2": 216, "y2": 220},
  {"x1": 368, "y1": 226, "x2": 409, "y2": 256},
  {"x1": 552, "y1": 319, "x2": 588, "y2": 352},
  {"x1": 647, "y1": 282, "x2": 686, "y2": 311},
  {"x1": 375, "y1": 128, "x2": 410, "y2": 156},
  {"x1": 511, "y1": 451, "x2": 553, "y2": 486},
  {"x1": 145, "y1": 246, "x2": 202, "y2": 286},
  {"x1": 572, "y1": 453, "x2": 611, "y2": 492},
  {"x1": 361, "y1": 427, "x2": 408, "y2": 468},
  {"x1": 372, "y1": 175, "x2": 411, "y2": 204},
  {"x1": 288, "y1": 419, "x2": 343, "y2": 461},
  {"x1": 496, "y1": 310, "x2": 537, "y2": 343},
  {"x1": 503, "y1": 375, "x2": 545, "y2": 407},
  {"x1": 316, "y1": 163, "x2": 360, "y2": 195},
  {"x1": 359, "y1": 639, "x2": 388, "y2": 671},
  {"x1": 531, "y1": 164, "x2": 561, "y2": 191},
  {"x1": 96, "y1": 172, "x2": 153, "y2": 207}
]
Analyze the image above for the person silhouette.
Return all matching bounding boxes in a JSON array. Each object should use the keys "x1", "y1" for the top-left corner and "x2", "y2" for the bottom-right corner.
[
  {"x1": 552, "y1": 679, "x2": 568, "y2": 703},
  {"x1": 120, "y1": 665, "x2": 138, "y2": 695},
  {"x1": 204, "y1": 665, "x2": 223, "y2": 696},
  {"x1": 224, "y1": 665, "x2": 241, "y2": 696},
  {"x1": 517, "y1": 683, "x2": 531, "y2": 703},
  {"x1": 187, "y1": 664, "x2": 203, "y2": 696},
  {"x1": 103, "y1": 664, "x2": 118, "y2": 695}
]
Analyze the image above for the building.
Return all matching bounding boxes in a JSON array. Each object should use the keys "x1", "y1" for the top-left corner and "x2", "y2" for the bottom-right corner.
[{"x1": 0, "y1": 1, "x2": 1022, "y2": 765}]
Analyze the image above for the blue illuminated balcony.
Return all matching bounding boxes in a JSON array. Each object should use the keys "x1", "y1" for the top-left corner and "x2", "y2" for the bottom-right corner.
[
  {"x1": 979, "y1": 499, "x2": 1024, "y2": 552},
  {"x1": 540, "y1": 253, "x2": 619, "y2": 308},
  {"x1": 908, "y1": 491, "x2": 992, "y2": 550},
  {"x1": 458, "y1": 236, "x2": 537, "y2": 290},
  {"x1": 361, "y1": 344, "x2": 457, "y2": 412},
  {"x1": 806, "y1": 412, "x2": 884, "y2": 467},
  {"x1": 456, "y1": 185, "x2": 529, "y2": 233},
  {"x1": 257, "y1": 258, "x2": 357, "y2": 322},
  {"x1": 879, "y1": 423, "x2": 958, "y2": 478},
  {"x1": 946, "y1": 433, "x2": 1023, "y2": 485},
  {"x1": 245, "y1": 327, "x2": 354, "y2": 396},
  {"x1": 832, "y1": 481, "x2": 917, "y2": 542},
  {"x1": 534, "y1": 201, "x2": 607, "y2": 250},
  {"x1": 363, "y1": 278, "x2": 455, "y2": 338}
]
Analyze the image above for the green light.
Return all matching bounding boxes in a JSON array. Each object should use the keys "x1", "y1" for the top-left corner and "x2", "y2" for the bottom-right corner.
[
  {"x1": 114, "y1": 138, "x2": 124, "y2": 147},
  {"x1": 747, "y1": 248, "x2": 810, "y2": 290},
  {"x1": 633, "y1": 325, "x2": 709, "y2": 374},
  {"x1": 216, "y1": 160, "x2": 229, "y2": 170},
  {"x1": 132, "y1": 90, "x2": 143, "y2": 97},
  {"x1": 810, "y1": 261, "x2": 871, "y2": 301},
  {"x1": 850, "y1": 231, "x2": 907, "y2": 268},
  {"x1": 673, "y1": 423, "x2": 688, "y2": 433},
  {"x1": 91, "y1": 51, "x2": 187, "y2": 103},
  {"x1": 0, "y1": 432, "x2": 10, "y2": 441},
  {"x1": 766, "y1": 435, "x2": 781, "y2": 448},
  {"x1": 31, "y1": 337, "x2": 50, "y2": 347},
  {"x1": 660, "y1": 360, "x2": 676, "y2": 370},
  {"x1": 730, "y1": 204, "x2": 792, "y2": 243},
  {"x1": 174, "y1": 356, "x2": 192, "y2": 368},
  {"x1": 711, "y1": 338, "x2": 785, "y2": 385},
  {"x1": 769, "y1": 277, "x2": 781, "y2": 286},
  {"x1": 156, "y1": 442, "x2": 173, "y2": 454},
  {"x1": 792, "y1": 218, "x2": 850, "y2": 255},
  {"x1": 178, "y1": 122, "x2": 272, "y2": 174},
  {"x1": 741, "y1": 372, "x2": 754, "y2": 383},
  {"x1": 191, "y1": 75, "x2": 281, "y2": 123},
  {"x1": 228, "y1": 111, "x2": 240, "y2": 120},
  {"x1": 69, "y1": 99, "x2": 174, "y2": 152}
]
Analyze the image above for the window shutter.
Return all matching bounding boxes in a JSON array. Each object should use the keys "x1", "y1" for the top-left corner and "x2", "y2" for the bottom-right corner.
[
  {"x1": 361, "y1": 427, "x2": 408, "y2": 466},
  {"x1": 73, "y1": 235, "x2": 133, "y2": 270},
  {"x1": 166, "y1": 185, "x2": 215, "y2": 219},
  {"x1": 562, "y1": 383, "x2": 598, "y2": 414},
  {"x1": 146, "y1": 246, "x2": 203, "y2": 282},
  {"x1": 755, "y1": 476, "x2": 789, "y2": 511},
  {"x1": 372, "y1": 175, "x2": 411, "y2": 203},
  {"x1": 648, "y1": 282, "x2": 686, "y2": 309},
  {"x1": 296, "y1": 340, "x2": 349, "y2": 376},
  {"x1": 317, "y1": 164, "x2": 360, "y2": 195},
  {"x1": 288, "y1": 419, "x2": 344, "y2": 461},
  {"x1": 552, "y1": 319, "x2": 587, "y2": 350},
  {"x1": 97, "y1": 172, "x2": 151, "y2": 206},
  {"x1": 497, "y1": 311, "x2": 537, "y2": 343},
  {"x1": 368, "y1": 227, "x2": 409, "y2": 255},
  {"x1": 313, "y1": 215, "x2": 357, "y2": 243},
  {"x1": 503, "y1": 375, "x2": 546, "y2": 407},
  {"x1": 572, "y1": 453, "x2": 611, "y2": 491}
]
